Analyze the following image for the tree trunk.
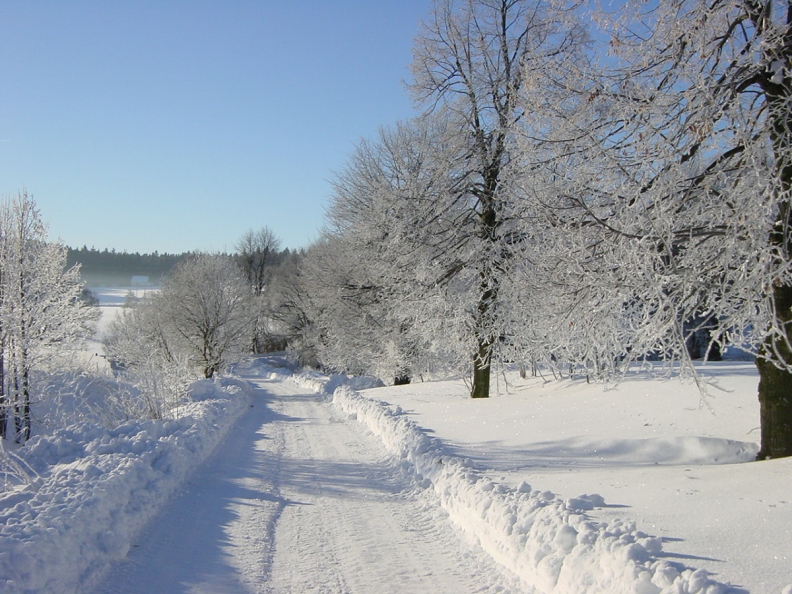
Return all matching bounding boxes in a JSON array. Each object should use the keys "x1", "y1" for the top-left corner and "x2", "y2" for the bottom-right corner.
[
  {"x1": 13, "y1": 360, "x2": 23, "y2": 444},
  {"x1": 20, "y1": 362, "x2": 30, "y2": 443},
  {"x1": 0, "y1": 349, "x2": 5, "y2": 440},
  {"x1": 470, "y1": 269, "x2": 495, "y2": 399},
  {"x1": 471, "y1": 335, "x2": 492, "y2": 398},
  {"x1": 756, "y1": 57, "x2": 792, "y2": 458},
  {"x1": 756, "y1": 282, "x2": 792, "y2": 460},
  {"x1": 756, "y1": 358, "x2": 792, "y2": 460},
  {"x1": 470, "y1": 169, "x2": 499, "y2": 399}
]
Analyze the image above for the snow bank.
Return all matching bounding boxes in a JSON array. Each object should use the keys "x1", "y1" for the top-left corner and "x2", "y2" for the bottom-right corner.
[
  {"x1": 0, "y1": 377, "x2": 253, "y2": 593},
  {"x1": 234, "y1": 362, "x2": 766, "y2": 592},
  {"x1": 285, "y1": 369, "x2": 383, "y2": 394},
  {"x1": 259, "y1": 360, "x2": 383, "y2": 394},
  {"x1": 331, "y1": 385, "x2": 738, "y2": 594}
]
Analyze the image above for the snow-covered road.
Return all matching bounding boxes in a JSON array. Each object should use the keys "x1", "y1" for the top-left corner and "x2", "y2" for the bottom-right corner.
[{"x1": 92, "y1": 374, "x2": 521, "y2": 593}]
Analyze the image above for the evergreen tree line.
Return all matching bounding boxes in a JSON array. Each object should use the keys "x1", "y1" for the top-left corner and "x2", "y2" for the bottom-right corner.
[
  {"x1": 66, "y1": 246, "x2": 189, "y2": 286},
  {"x1": 67, "y1": 243, "x2": 296, "y2": 288}
]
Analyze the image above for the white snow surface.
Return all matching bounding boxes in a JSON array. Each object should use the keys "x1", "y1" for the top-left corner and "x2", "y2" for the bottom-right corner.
[
  {"x1": 0, "y1": 377, "x2": 253, "y2": 593},
  {"x1": 274, "y1": 362, "x2": 792, "y2": 593},
  {"x1": 2, "y1": 350, "x2": 791, "y2": 593},
  {"x1": 91, "y1": 360, "x2": 524, "y2": 594}
]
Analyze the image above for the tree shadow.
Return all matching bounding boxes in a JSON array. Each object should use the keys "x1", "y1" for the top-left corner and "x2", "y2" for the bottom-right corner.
[
  {"x1": 90, "y1": 386, "x2": 304, "y2": 594},
  {"x1": 439, "y1": 435, "x2": 757, "y2": 470}
]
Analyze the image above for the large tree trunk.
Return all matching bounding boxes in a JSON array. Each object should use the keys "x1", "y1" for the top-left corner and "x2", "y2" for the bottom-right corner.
[
  {"x1": 469, "y1": 163, "x2": 500, "y2": 399},
  {"x1": 756, "y1": 360, "x2": 792, "y2": 460},
  {"x1": 756, "y1": 282, "x2": 792, "y2": 460},
  {"x1": 757, "y1": 102, "x2": 792, "y2": 459},
  {"x1": 0, "y1": 349, "x2": 5, "y2": 440},
  {"x1": 755, "y1": 26, "x2": 792, "y2": 458},
  {"x1": 471, "y1": 269, "x2": 495, "y2": 399}
]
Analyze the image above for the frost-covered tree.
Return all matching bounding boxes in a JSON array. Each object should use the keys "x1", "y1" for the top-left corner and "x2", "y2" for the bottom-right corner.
[
  {"x1": 159, "y1": 254, "x2": 253, "y2": 378},
  {"x1": 405, "y1": 0, "x2": 586, "y2": 397},
  {"x1": 267, "y1": 250, "x2": 320, "y2": 367},
  {"x1": 0, "y1": 192, "x2": 97, "y2": 442},
  {"x1": 235, "y1": 227, "x2": 282, "y2": 353},
  {"x1": 327, "y1": 114, "x2": 497, "y2": 384},
  {"x1": 318, "y1": 1, "x2": 587, "y2": 392},
  {"x1": 518, "y1": 0, "x2": 792, "y2": 458},
  {"x1": 295, "y1": 233, "x2": 430, "y2": 384},
  {"x1": 104, "y1": 295, "x2": 193, "y2": 419},
  {"x1": 235, "y1": 227, "x2": 281, "y2": 297},
  {"x1": 107, "y1": 254, "x2": 253, "y2": 390}
]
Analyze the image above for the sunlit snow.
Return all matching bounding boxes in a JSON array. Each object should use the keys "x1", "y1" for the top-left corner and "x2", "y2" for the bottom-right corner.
[{"x1": 1, "y1": 290, "x2": 791, "y2": 593}]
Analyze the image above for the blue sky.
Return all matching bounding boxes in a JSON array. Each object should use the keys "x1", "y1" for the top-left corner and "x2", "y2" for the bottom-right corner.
[{"x1": 0, "y1": 1, "x2": 429, "y2": 254}]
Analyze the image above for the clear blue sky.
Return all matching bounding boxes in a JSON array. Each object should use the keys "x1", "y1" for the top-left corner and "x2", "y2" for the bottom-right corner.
[{"x1": 0, "y1": 1, "x2": 429, "y2": 254}]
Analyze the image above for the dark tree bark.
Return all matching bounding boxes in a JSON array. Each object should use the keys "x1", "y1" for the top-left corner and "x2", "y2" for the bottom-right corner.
[
  {"x1": 753, "y1": 0, "x2": 792, "y2": 459},
  {"x1": 0, "y1": 349, "x2": 6, "y2": 440}
]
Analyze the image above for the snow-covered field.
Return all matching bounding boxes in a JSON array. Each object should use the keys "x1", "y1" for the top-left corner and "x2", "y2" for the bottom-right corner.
[
  {"x1": 84, "y1": 287, "x2": 153, "y2": 351},
  {"x1": 79, "y1": 287, "x2": 155, "y2": 375},
  {"x1": 3, "y1": 355, "x2": 791, "y2": 592}
]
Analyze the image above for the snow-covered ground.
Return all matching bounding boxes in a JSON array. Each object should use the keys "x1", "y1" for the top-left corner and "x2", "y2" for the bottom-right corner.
[
  {"x1": 0, "y1": 377, "x2": 254, "y2": 593},
  {"x1": 0, "y1": 288, "x2": 789, "y2": 592},
  {"x1": 2, "y1": 356, "x2": 791, "y2": 592},
  {"x1": 92, "y1": 368, "x2": 523, "y2": 593},
  {"x1": 80, "y1": 287, "x2": 155, "y2": 374},
  {"x1": 84, "y1": 287, "x2": 153, "y2": 349},
  {"x1": 270, "y1": 360, "x2": 791, "y2": 593}
]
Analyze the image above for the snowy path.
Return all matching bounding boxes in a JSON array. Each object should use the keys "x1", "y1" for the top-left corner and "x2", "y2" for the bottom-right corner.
[{"x1": 92, "y1": 374, "x2": 520, "y2": 594}]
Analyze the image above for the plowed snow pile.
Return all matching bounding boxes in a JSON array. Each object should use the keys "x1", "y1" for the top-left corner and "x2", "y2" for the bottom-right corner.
[{"x1": 0, "y1": 378, "x2": 253, "y2": 593}]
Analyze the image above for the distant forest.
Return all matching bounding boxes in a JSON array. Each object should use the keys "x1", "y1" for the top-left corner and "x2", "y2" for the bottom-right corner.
[
  {"x1": 67, "y1": 246, "x2": 190, "y2": 286},
  {"x1": 67, "y1": 245, "x2": 297, "y2": 287}
]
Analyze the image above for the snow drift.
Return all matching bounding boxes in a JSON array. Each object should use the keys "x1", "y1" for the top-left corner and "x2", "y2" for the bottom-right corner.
[
  {"x1": 0, "y1": 377, "x2": 253, "y2": 593},
  {"x1": 330, "y1": 385, "x2": 736, "y2": 593}
]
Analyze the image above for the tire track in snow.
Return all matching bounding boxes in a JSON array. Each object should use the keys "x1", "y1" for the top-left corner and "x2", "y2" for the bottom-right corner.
[
  {"x1": 91, "y1": 378, "x2": 290, "y2": 594},
  {"x1": 93, "y1": 374, "x2": 525, "y2": 593},
  {"x1": 262, "y1": 379, "x2": 524, "y2": 594}
]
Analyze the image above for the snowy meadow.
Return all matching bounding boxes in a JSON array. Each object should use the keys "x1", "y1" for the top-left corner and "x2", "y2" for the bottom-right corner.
[{"x1": 272, "y1": 358, "x2": 792, "y2": 592}]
